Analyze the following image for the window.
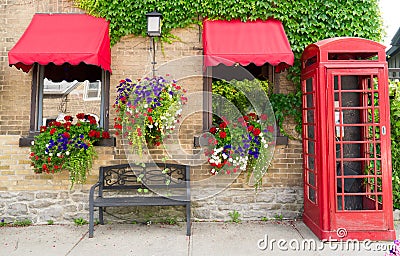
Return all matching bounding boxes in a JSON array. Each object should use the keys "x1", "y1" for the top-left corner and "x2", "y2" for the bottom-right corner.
[
  {"x1": 24, "y1": 62, "x2": 110, "y2": 140},
  {"x1": 83, "y1": 80, "x2": 102, "y2": 101}
]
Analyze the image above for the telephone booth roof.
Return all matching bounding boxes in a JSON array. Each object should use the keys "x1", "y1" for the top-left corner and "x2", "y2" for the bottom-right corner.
[{"x1": 301, "y1": 37, "x2": 387, "y2": 63}]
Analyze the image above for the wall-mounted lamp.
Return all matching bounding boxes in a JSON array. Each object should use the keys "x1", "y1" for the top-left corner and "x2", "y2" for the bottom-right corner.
[
  {"x1": 146, "y1": 11, "x2": 162, "y2": 77},
  {"x1": 146, "y1": 11, "x2": 162, "y2": 37}
]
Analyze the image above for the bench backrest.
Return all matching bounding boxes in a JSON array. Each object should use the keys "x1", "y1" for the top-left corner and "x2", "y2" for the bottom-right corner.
[{"x1": 98, "y1": 163, "x2": 190, "y2": 193}]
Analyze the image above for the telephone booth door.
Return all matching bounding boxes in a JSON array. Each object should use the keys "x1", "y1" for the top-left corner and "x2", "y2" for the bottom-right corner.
[
  {"x1": 327, "y1": 69, "x2": 393, "y2": 236},
  {"x1": 301, "y1": 37, "x2": 395, "y2": 241}
]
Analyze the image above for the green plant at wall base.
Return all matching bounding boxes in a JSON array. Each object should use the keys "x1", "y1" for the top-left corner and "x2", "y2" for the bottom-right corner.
[
  {"x1": 30, "y1": 113, "x2": 110, "y2": 187},
  {"x1": 389, "y1": 80, "x2": 400, "y2": 209},
  {"x1": 228, "y1": 210, "x2": 241, "y2": 223},
  {"x1": 13, "y1": 219, "x2": 32, "y2": 227},
  {"x1": 73, "y1": 218, "x2": 88, "y2": 226}
]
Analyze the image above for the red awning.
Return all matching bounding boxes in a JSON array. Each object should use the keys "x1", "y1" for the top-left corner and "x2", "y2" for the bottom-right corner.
[
  {"x1": 8, "y1": 13, "x2": 111, "y2": 73},
  {"x1": 203, "y1": 19, "x2": 294, "y2": 70}
]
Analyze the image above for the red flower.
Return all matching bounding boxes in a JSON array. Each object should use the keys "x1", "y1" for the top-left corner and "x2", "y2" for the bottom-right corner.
[
  {"x1": 243, "y1": 115, "x2": 249, "y2": 121},
  {"x1": 147, "y1": 108, "x2": 153, "y2": 113},
  {"x1": 50, "y1": 128, "x2": 57, "y2": 135},
  {"x1": 88, "y1": 130, "x2": 96, "y2": 138},
  {"x1": 219, "y1": 131, "x2": 227, "y2": 139},
  {"x1": 209, "y1": 127, "x2": 217, "y2": 134},
  {"x1": 64, "y1": 115, "x2": 73, "y2": 122},
  {"x1": 219, "y1": 122, "x2": 227, "y2": 129},
  {"x1": 30, "y1": 152, "x2": 35, "y2": 157},
  {"x1": 114, "y1": 123, "x2": 122, "y2": 130},
  {"x1": 267, "y1": 126, "x2": 274, "y2": 132},
  {"x1": 76, "y1": 113, "x2": 85, "y2": 119},
  {"x1": 42, "y1": 164, "x2": 48, "y2": 170},
  {"x1": 47, "y1": 157, "x2": 51, "y2": 163},
  {"x1": 248, "y1": 112, "x2": 257, "y2": 119},
  {"x1": 62, "y1": 132, "x2": 70, "y2": 139},
  {"x1": 89, "y1": 119, "x2": 97, "y2": 125},
  {"x1": 40, "y1": 126, "x2": 47, "y2": 133},
  {"x1": 253, "y1": 128, "x2": 261, "y2": 136},
  {"x1": 148, "y1": 116, "x2": 153, "y2": 123},
  {"x1": 102, "y1": 131, "x2": 110, "y2": 139},
  {"x1": 137, "y1": 128, "x2": 142, "y2": 136},
  {"x1": 260, "y1": 114, "x2": 268, "y2": 121},
  {"x1": 247, "y1": 125, "x2": 254, "y2": 132},
  {"x1": 119, "y1": 79, "x2": 126, "y2": 84},
  {"x1": 54, "y1": 122, "x2": 62, "y2": 127}
]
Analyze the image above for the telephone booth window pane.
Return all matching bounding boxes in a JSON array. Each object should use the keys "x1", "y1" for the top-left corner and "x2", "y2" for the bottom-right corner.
[
  {"x1": 309, "y1": 188, "x2": 316, "y2": 203},
  {"x1": 307, "y1": 110, "x2": 314, "y2": 124},
  {"x1": 308, "y1": 156, "x2": 315, "y2": 169},
  {"x1": 308, "y1": 140, "x2": 315, "y2": 155},
  {"x1": 307, "y1": 125, "x2": 315, "y2": 139}
]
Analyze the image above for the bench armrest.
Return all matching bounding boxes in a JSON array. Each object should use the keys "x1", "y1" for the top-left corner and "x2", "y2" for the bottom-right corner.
[{"x1": 89, "y1": 182, "x2": 101, "y2": 200}]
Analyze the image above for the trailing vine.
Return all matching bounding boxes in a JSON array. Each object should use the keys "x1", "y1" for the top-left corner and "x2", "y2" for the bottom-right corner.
[
  {"x1": 390, "y1": 80, "x2": 400, "y2": 209},
  {"x1": 74, "y1": 0, "x2": 383, "y2": 135}
]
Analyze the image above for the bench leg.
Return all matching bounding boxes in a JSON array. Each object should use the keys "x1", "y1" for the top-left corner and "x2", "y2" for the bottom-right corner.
[
  {"x1": 99, "y1": 207, "x2": 104, "y2": 225},
  {"x1": 89, "y1": 203, "x2": 95, "y2": 238},
  {"x1": 186, "y1": 203, "x2": 191, "y2": 236}
]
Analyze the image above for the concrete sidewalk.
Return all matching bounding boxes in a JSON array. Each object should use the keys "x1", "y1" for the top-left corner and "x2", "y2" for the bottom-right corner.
[{"x1": 0, "y1": 221, "x2": 398, "y2": 256}]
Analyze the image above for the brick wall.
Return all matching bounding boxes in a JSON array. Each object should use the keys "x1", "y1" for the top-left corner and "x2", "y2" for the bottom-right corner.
[{"x1": 0, "y1": 0, "x2": 304, "y2": 222}]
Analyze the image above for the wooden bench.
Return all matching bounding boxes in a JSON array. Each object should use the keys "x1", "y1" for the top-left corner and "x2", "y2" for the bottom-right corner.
[{"x1": 88, "y1": 163, "x2": 191, "y2": 238}]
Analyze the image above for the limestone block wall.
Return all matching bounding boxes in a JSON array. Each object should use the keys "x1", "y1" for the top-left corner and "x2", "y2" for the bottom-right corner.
[{"x1": 0, "y1": 0, "x2": 304, "y2": 223}]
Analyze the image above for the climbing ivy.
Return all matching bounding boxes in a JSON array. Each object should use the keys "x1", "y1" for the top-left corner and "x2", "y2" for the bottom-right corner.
[{"x1": 74, "y1": 0, "x2": 383, "y2": 134}]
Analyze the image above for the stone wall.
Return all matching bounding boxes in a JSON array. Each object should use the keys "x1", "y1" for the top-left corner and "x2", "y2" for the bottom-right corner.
[{"x1": 0, "y1": 0, "x2": 305, "y2": 223}]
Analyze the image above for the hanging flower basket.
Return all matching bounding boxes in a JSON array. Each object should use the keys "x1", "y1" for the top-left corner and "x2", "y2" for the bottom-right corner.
[
  {"x1": 113, "y1": 76, "x2": 187, "y2": 154},
  {"x1": 30, "y1": 113, "x2": 110, "y2": 186},
  {"x1": 205, "y1": 112, "x2": 274, "y2": 185}
]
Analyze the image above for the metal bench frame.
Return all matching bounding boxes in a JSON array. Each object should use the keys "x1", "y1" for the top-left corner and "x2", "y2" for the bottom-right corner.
[{"x1": 89, "y1": 163, "x2": 191, "y2": 237}]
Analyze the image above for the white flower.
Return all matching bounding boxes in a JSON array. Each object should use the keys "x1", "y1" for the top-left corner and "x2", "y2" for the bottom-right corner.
[
  {"x1": 144, "y1": 104, "x2": 148, "y2": 108},
  {"x1": 44, "y1": 151, "x2": 48, "y2": 155},
  {"x1": 31, "y1": 141, "x2": 35, "y2": 146},
  {"x1": 148, "y1": 124, "x2": 153, "y2": 129},
  {"x1": 222, "y1": 153, "x2": 228, "y2": 159},
  {"x1": 49, "y1": 153, "x2": 53, "y2": 157},
  {"x1": 66, "y1": 151, "x2": 70, "y2": 156},
  {"x1": 57, "y1": 152, "x2": 61, "y2": 157},
  {"x1": 45, "y1": 144, "x2": 49, "y2": 148},
  {"x1": 264, "y1": 144, "x2": 269, "y2": 149}
]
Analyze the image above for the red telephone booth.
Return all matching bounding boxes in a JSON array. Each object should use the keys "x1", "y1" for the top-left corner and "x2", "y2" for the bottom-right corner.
[{"x1": 301, "y1": 37, "x2": 395, "y2": 241}]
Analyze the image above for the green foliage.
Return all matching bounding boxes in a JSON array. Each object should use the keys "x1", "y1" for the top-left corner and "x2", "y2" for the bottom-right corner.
[
  {"x1": 228, "y1": 210, "x2": 241, "y2": 223},
  {"x1": 75, "y1": 0, "x2": 382, "y2": 136},
  {"x1": 273, "y1": 214, "x2": 283, "y2": 221},
  {"x1": 73, "y1": 217, "x2": 88, "y2": 226},
  {"x1": 390, "y1": 80, "x2": 400, "y2": 209},
  {"x1": 269, "y1": 92, "x2": 302, "y2": 136},
  {"x1": 74, "y1": 0, "x2": 383, "y2": 49},
  {"x1": 212, "y1": 79, "x2": 269, "y2": 121},
  {"x1": 212, "y1": 79, "x2": 301, "y2": 136},
  {"x1": 12, "y1": 219, "x2": 32, "y2": 227},
  {"x1": 47, "y1": 220, "x2": 54, "y2": 225}
]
